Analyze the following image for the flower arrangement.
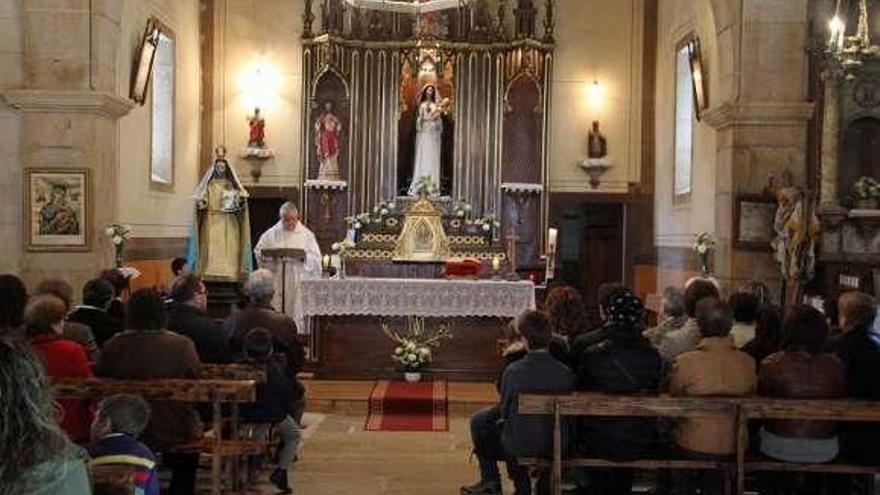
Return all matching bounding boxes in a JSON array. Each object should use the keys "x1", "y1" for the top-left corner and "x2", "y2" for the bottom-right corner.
[
  {"x1": 411, "y1": 175, "x2": 439, "y2": 196},
  {"x1": 345, "y1": 199, "x2": 399, "y2": 232},
  {"x1": 851, "y1": 176, "x2": 880, "y2": 209},
  {"x1": 105, "y1": 223, "x2": 131, "y2": 268},
  {"x1": 693, "y1": 231, "x2": 715, "y2": 277},
  {"x1": 381, "y1": 316, "x2": 452, "y2": 373}
]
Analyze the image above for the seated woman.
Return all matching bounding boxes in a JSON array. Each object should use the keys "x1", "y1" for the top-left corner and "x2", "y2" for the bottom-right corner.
[
  {"x1": 758, "y1": 305, "x2": 846, "y2": 463},
  {"x1": 0, "y1": 337, "x2": 92, "y2": 494},
  {"x1": 24, "y1": 294, "x2": 94, "y2": 443}
]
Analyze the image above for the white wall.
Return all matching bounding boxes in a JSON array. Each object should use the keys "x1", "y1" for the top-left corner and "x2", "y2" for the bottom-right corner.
[
  {"x1": 0, "y1": 0, "x2": 23, "y2": 273},
  {"x1": 654, "y1": 0, "x2": 718, "y2": 248},
  {"x1": 548, "y1": 0, "x2": 646, "y2": 194},
  {"x1": 116, "y1": 0, "x2": 202, "y2": 238}
]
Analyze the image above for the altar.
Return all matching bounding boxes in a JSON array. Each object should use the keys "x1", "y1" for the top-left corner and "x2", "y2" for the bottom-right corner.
[{"x1": 302, "y1": 277, "x2": 536, "y2": 381}]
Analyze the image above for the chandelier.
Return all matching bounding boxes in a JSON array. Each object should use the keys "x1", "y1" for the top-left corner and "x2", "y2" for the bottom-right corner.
[
  {"x1": 827, "y1": 0, "x2": 880, "y2": 72},
  {"x1": 343, "y1": 0, "x2": 469, "y2": 14}
]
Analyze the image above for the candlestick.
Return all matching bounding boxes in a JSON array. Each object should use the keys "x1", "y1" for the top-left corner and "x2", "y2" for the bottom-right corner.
[{"x1": 548, "y1": 228, "x2": 558, "y2": 251}]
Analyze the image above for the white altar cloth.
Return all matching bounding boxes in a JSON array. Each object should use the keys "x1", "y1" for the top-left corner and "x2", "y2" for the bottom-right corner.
[{"x1": 300, "y1": 277, "x2": 535, "y2": 318}]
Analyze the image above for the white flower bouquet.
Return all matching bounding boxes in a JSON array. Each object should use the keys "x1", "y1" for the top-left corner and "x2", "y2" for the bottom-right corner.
[
  {"x1": 381, "y1": 316, "x2": 452, "y2": 372},
  {"x1": 851, "y1": 176, "x2": 880, "y2": 209},
  {"x1": 412, "y1": 175, "x2": 439, "y2": 197},
  {"x1": 693, "y1": 231, "x2": 715, "y2": 276},
  {"x1": 105, "y1": 223, "x2": 131, "y2": 268}
]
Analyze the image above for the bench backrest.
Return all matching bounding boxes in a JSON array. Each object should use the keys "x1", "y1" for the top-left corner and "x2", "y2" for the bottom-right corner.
[
  {"x1": 53, "y1": 377, "x2": 256, "y2": 403},
  {"x1": 201, "y1": 363, "x2": 267, "y2": 383}
]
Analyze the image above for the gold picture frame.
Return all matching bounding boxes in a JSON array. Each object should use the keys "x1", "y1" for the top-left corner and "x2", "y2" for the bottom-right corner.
[
  {"x1": 24, "y1": 168, "x2": 91, "y2": 252},
  {"x1": 130, "y1": 18, "x2": 161, "y2": 105}
]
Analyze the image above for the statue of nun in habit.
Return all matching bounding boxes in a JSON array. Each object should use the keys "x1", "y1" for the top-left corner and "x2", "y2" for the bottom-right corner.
[
  {"x1": 187, "y1": 149, "x2": 253, "y2": 282},
  {"x1": 408, "y1": 84, "x2": 450, "y2": 196}
]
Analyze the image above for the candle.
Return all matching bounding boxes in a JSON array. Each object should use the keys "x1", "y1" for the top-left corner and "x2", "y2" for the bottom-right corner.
[
  {"x1": 322, "y1": 254, "x2": 331, "y2": 270},
  {"x1": 548, "y1": 228, "x2": 558, "y2": 252},
  {"x1": 491, "y1": 255, "x2": 501, "y2": 273}
]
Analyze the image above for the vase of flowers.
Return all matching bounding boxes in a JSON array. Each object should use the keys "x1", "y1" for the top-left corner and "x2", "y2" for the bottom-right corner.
[
  {"x1": 105, "y1": 223, "x2": 131, "y2": 268},
  {"x1": 693, "y1": 231, "x2": 715, "y2": 277},
  {"x1": 411, "y1": 176, "x2": 439, "y2": 197},
  {"x1": 331, "y1": 239, "x2": 355, "y2": 279},
  {"x1": 382, "y1": 316, "x2": 452, "y2": 380},
  {"x1": 851, "y1": 176, "x2": 880, "y2": 210}
]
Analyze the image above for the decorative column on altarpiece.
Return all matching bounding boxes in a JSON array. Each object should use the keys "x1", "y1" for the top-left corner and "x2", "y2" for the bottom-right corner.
[{"x1": 816, "y1": 68, "x2": 848, "y2": 256}]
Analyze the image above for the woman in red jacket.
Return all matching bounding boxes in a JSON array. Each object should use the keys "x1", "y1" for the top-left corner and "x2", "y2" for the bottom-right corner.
[{"x1": 24, "y1": 294, "x2": 94, "y2": 442}]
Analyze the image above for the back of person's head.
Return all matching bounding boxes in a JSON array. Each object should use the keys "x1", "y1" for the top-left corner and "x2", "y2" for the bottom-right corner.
[
  {"x1": 243, "y1": 328, "x2": 274, "y2": 360},
  {"x1": 544, "y1": 285, "x2": 588, "y2": 339},
  {"x1": 662, "y1": 286, "x2": 686, "y2": 318},
  {"x1": 82, "y1": 278, "x2": 115, "y2": 309},
  {"x1": 754, "y1": 304, "x2": 783, "y2": 345},
  {"x1": 171, "y1": 257, "x2": 188, "y2": 277},
  {"x1": 739, "y1": 280, "x2": 773, "y2": 306},
  {"x1": 126, "y1": 289, "x2": 167, "y2": 331},
  {"x1": 246, "y1": 269, "x2": 276, "y2": 305},
  {"x1": 605, "y1": 292, "x2": 646, "y2": 331},
  {"x1": 517, "y1": 310, "x2": 552, "y2": 350},
  {"x1": 0, "y1": 274, "x2": 28, "y2": 330},
  {"x1": 23, "y1": 295, "x2": 67, "y2": 338},
  {"x1": 0, "y1": 338, "x2": 69, "y2": 491},
  {"x1": 169, "y1": 275, "x2": 204, "y2": 305},
  {"x1": 34, "y1": 279, "x2": 74, "y2": 312},
  {"x1": 781, "y1": 305, "x2": 829, "y2": 354},
  {"x1": 728, "y1": 292, "x2": 760, "y2": 324},
  {"x1": 100, "y1": 269, "x2": 128, "y2": 297},
  {"x1": 94, "y1": 394, "x2": 151, "y2": 437},
  {"x1": 684, "y1": 278, "x2": 721, "y2": 318},
  {"x1": 838, "y1": 291, "x2": 877, "y2": 331},
  {"x1": 695, "y1": 297, "x2": 732, "y2": 338}
]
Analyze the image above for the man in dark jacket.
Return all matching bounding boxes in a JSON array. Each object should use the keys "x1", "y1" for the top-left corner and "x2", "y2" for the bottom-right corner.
[
  {"x1": 167, "y1": 275, "x2": 231, "y2": 364},
  {"x1": 577, "y1": 292, "x2": 662, "y2": 494},
  {"x1": 226, "y1": 269, "x2": 305, "y2": 372},
  {"x1": 97, "y1": 289, "x2": 203, "y2": 495},
  {"x1": 501, "y1": 311, "x2": 575, "y2": 494},
  {"x1": 240, "y1": 328, "x2": 305, "y2": 494},
  {"x1": 69, "y1": 278, "x2": 123, "y2": 347}
]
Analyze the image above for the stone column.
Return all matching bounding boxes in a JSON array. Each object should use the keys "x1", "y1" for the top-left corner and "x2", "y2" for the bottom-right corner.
[
  {"x1": 820, "y1": 72, "x2": 841, "y2": 207},
  {"x1": 1, "y1": 0, "x2": 133, "y2": 290}
]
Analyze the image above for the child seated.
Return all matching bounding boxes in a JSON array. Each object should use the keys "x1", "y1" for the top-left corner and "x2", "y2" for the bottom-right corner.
[
  {"x1": 241, "y1": 328, "x2": 306, "y2": 494},
  {"x1": 87, "y1": 394, "x2": 158, "y2": 495}
]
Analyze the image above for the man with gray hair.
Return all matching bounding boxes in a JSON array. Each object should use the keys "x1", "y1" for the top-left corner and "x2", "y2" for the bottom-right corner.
[
  {"x1": 253, "y1": 201, "x2": 322, "y2": 333},
  {"x1": 226, "y1": 269, "x2": 305, "y2": 372}
]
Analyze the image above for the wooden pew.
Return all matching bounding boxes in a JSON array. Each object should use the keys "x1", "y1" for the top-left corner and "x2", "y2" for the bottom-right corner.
[
  {"x1": 201, "y1": 363, "x2": 267, "y2": 383},
  {"x1": 518, "y1": 393, "x2": 880, "y2": 495},
  {"x1": 91, "y1": 464, "x2": 137, "y2": 495},
  {"x1": 53, "y1": 377, "x2": 262, "y2": 495},
  {"x1": 517, "y1": 392, "x2": 738, "y2": 495}
]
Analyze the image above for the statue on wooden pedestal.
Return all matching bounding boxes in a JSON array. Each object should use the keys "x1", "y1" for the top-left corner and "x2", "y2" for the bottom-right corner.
[{"x1": 188, "y1": 149, "x2": 253, "y2": 282}]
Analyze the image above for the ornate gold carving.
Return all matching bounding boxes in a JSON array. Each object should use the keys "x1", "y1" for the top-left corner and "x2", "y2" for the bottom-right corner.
[{"x1": 392, "y1": 196, "x2": 451, "y2": 262}]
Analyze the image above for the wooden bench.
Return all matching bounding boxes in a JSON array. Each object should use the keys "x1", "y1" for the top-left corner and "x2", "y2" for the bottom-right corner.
[
  {"x1": 53, "y1": 377, "x2": 263, "y2": 495},
  {"x1": 518, "y1": 393, "x2": 880, "y2": 495},
  {"x1": 202, "y1": 363, "x2": 267, "y2": 383},
  {"x1": 517, "y1": 393, "x2": 737, "y2": 495}
]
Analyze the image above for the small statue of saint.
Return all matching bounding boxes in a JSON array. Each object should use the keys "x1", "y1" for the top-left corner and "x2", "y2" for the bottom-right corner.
[
  {"x1": 315, "y1": 101, "x2": 343, "y2": 180},
  {"x1": 247, "y1": 108, "x2": 266, "y2": 148},
  {"x1": 587, "y1": 121, "x2": 607, "y2": 159}
]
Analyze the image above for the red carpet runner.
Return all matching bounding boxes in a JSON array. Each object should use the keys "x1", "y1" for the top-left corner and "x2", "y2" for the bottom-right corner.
[{"x1": 365, "y1": 379, "x2": 449, "y2": 432}]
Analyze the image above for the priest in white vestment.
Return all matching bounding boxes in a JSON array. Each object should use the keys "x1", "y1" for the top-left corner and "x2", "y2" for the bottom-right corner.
[{"x1": 253, "y1": 202, "x2": 321, "y2": 333}]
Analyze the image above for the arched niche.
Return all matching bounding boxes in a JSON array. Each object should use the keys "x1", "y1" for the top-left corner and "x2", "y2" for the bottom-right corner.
[
  {"x1": 502, "y1": 74, "x2": 542, "y2": 184},
  {"x1": 310, "y1": 69, "x2": 350, "y2": 181},
  {"x1": 840, "y1": 116, "x2": 880, "y2": 202}
]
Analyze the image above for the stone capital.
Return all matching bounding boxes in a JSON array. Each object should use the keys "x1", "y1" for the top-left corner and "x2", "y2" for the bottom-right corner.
[
  {"x1": 1, "y1": 90, "x2": 135, "y2": 120},
  {"x1": 702, "y1": 101, "x2": 815, "y2": 130}
]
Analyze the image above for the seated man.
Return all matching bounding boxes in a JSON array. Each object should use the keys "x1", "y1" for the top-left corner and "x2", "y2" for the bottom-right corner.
[
  {"x1": 167, "y1": 275, "x2": 231, "y2": 364},
  {"x1": 501, "y1": 311, "x2": 575, "y2": 495},
  {"x1": 240, "y1": 328, "x2": 306, "y2": 494},
  {"x1": 669, "y1": 298, "x2": 755, "y2": 491},
  {"x1": 643, "y1": 286, "x2": 687, "y2": 347},
  {"x1": 97, "y1": 289, "x2": 203, "y2": 495},
  {"x1": 226, "y1": 269, "x2": 305, "y2": 372},
  {"x1": 657, "y1": 277, "x2": 720, "y2": 362},
  {"x1": 24, "y1": 294, "x2": 94, "y2": 443},
  {"x1": 69, "y1": 278, "x2": 123, "y2": 348},
  {"x1": 88, "y1": 394, "x2": 159, "y2": 495},
  {"x1": 462, "y1": 319, "x2": 568, "y2": 495},
  {"x1": 728, "y1": 291, "x2": 760, "y2": 348}
]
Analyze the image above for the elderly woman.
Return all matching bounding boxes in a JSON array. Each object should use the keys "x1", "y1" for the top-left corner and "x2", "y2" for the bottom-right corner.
[
  {"x1": 24, "y1": 294, "x2": 94, "y2": 442},
  {"x1": 0, "y1": 337, "x2": 92, "y2": 494}
]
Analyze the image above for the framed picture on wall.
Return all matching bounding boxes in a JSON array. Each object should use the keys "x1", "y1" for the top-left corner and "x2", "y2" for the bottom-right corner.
[
  {"x1": 734, "y1": 193, "x2": 777, "y2": 251},
  {"x1": 130, "y1": 18, "x2": 161, "y2": 105},
  {"x1": 24, "y1": 168, "x2": 91, "y2": 252},
  {"x1": 686, "y1": 35, "x2": 708, "y2": 120}
]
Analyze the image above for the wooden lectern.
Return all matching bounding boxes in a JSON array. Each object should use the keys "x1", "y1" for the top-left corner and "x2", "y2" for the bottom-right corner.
[{"x1": 259, "y1": 248, "x2": 306, "y2": 314}]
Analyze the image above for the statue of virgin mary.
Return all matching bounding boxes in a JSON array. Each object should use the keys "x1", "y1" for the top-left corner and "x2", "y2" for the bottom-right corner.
[
  {"x1": 187, "y1": 149, "x2": 253, "y2": 282},
  {"x1": 408, "y1": 84, "x2": 449, "y2": 196}
]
